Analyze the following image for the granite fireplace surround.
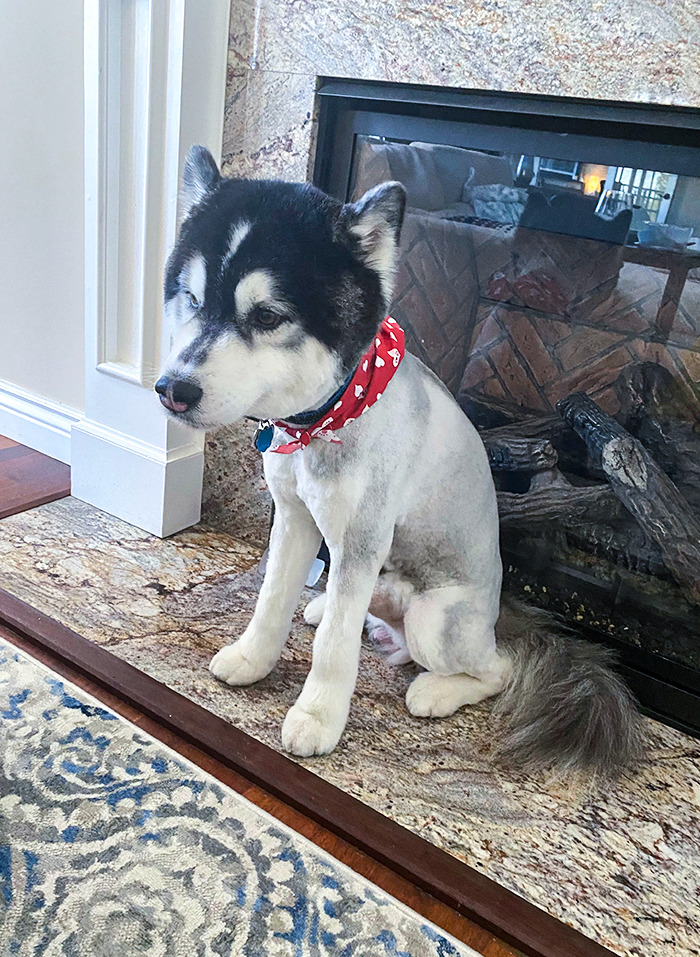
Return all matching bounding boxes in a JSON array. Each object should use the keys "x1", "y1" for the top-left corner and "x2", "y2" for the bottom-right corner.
[
  {"x1": 220, "y1": 0, "x2": 700, "y2": 187},
  {"x1": 204, "y1": 0, "x2": 700, "y2": 543}
]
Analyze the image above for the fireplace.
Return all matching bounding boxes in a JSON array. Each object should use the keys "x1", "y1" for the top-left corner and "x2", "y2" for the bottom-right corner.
[{"x1": 314, "y1": 80, "x2": 700, "y2": 733}]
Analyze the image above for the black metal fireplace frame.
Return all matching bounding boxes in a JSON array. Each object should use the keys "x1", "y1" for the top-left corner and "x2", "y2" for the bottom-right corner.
[
  {"x1": 313, "y1": 78, "x2": 700, "y2": 736},
  {"x1": 314, "y1": 78, "x2": 700, "y2": 201}
]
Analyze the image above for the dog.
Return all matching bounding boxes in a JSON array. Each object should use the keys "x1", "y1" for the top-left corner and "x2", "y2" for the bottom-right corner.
[{"x1": 156, "y1": 145, "x2": 644, "y2": 778}]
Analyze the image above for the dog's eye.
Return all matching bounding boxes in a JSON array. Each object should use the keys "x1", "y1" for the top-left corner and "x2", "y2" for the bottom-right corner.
[
  {"x1": 185, "y1": 291, "x2": 200, "y2": 309},
  {"x1": 254, "y1": 308, "x2": 282, "y2": 330}
]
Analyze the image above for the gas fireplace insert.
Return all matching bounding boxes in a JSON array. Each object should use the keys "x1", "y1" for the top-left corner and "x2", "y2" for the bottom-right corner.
[{"x1": 314, "y1": 79, "x2": 700, "y2": 734}]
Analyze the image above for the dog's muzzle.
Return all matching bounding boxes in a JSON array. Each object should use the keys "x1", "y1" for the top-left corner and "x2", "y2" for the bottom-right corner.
[{"x1": 155, "y1": 376, "x2": 203, "y2": 414}]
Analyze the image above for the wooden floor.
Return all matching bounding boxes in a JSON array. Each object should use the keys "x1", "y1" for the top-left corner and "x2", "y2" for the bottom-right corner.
[
  {"x1": 0, "y1": 436, "x2": 70, "y2": 520},
  {"x1": 2, "y1": 623, "x2": 522, "y2": 957}
]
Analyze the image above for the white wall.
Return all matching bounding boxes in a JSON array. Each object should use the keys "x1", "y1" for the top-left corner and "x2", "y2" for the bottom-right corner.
[{"x1": 0, "y1": 0, "x2": 85, "y2": 414}]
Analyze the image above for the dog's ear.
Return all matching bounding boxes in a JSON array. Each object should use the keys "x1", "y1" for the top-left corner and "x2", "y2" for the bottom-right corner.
[
  {"x1": 336, "y1": 182, "x2": 407, "y2": 302},
  {"x1": 181, "y1": 145, "x2": 221, "y2": 218}
]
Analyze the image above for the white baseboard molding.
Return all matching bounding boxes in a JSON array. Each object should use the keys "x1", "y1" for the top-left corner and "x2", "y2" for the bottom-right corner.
[
  {"x1": 70, "y1": 419, "x2": 204, "y2": 537},
  {"x1": 0, "y1": 379, "x2": 82, "y2": 464}
]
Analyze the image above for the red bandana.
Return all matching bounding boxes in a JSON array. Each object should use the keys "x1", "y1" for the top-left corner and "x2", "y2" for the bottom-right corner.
[{"x1": 270, "y1": 317, "x2": 405, "y2": 454}]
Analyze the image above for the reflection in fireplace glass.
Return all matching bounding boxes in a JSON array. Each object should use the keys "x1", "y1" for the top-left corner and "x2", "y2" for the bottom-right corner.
[{"x1": 348, "y1": 133, "x2": 700, "y2": 678}]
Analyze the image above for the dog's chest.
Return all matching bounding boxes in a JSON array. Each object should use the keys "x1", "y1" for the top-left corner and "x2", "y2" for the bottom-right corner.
[{"x1": 265, "y1": 441, "x2": 373, "y2": 544}]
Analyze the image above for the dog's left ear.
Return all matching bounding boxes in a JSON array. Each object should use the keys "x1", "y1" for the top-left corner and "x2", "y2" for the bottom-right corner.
[
  {"x1": 181, "y1": 145, "x2": 221, "y2": 219},
  {"x1": 336, "y1": 182, "x2": 407, "y2": 302}
]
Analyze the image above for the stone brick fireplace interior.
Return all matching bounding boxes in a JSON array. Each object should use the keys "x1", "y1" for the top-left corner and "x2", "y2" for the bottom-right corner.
[
  {"x1": 311, "y1": 81, "x2": 700, "y2": 731},
  {"x1": 215, "y1": 90, "x2": 700, "y2": 736}
]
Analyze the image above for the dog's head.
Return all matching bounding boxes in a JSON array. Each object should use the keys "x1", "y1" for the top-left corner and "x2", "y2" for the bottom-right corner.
[{"x1": 156, "y1": 145, "x2": 406, "y2": 429}]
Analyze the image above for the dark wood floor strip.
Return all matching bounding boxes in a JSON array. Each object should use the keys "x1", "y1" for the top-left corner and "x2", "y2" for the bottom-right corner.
[
  {"x1": 0, "y1": 438, "x2": 70, "y2": 520},
  {"x1": 0, "y1": 588, "x2": 613, "y2": 957},
  {"x1": 0, "y1": 444, "x2": 34, "y2": 463}
]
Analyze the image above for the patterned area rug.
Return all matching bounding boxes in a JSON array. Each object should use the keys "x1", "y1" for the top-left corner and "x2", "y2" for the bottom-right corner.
[{"x1": 0, "y1": 639, "x2": 476, "y2": 957}]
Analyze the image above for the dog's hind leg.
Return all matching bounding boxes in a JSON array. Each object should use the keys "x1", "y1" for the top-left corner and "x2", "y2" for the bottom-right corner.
[
  {"x1": 306, "y1": 573, "x2": 412, "y2": 663},
  {"x1": 210, "y1": 500, "x2": 321, "y2": 686},
  {"x1": 402, "y1": 585, "x2": 511, "y2": 718},
  {"x1": 407, "y1": 668, "x2": 509, "y2": 717},
  {"x1": 307, "y1": 591, "x2": 411, "y2": 664},
  {"x1": 365, "y1": 572, "x2": 413, "y2": 663}
]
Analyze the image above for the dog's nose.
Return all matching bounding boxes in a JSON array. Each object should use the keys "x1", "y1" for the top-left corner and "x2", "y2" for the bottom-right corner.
[{"x1": 155, "y1": 376, "x2": 203, "y2": 414}]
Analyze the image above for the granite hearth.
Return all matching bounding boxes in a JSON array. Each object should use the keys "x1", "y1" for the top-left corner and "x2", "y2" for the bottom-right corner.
[{"x1": 0, "y1": 498, "x2": 699, "y2": 957}]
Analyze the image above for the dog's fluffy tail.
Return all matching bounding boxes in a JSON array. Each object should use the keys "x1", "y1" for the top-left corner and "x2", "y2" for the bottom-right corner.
[{"x1": 492, "y1": 598, "x2": 646, "y2": 781}]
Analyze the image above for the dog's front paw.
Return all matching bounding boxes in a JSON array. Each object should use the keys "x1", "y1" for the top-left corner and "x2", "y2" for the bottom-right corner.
[
  {"x1": 209, "y1": 643, "x2": 272, "y2": 686},
  {"x1": 281, "y1": 703, "x2": 344, "y2": 757}
]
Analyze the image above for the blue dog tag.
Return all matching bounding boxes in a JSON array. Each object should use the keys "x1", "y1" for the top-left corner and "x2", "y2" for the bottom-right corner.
[{"x1": 254, "y1": 422, "x2": 274, "y2": 452}]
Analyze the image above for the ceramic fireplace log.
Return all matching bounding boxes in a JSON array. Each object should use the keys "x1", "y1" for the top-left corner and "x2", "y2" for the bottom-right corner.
[
  {"x1": 458, "y1": 390, "x2": 529, "y2": 430},
  {"x1": 557, "y1": 392, "x2": 700, "y2": 604},
  {"x1": 459, "y1": 390, "x2": 593, "y2": 474},
  {"x1": 565, "y1": 518, "x2": 668, "y2": 578},
  {"x1": 458, "y1": 391, "x2": 570, "y2": 441},
  {"x1": 481, "y1": 430, "x2": 559, "y2": 472},
  {"x1": 615, "y1": 362, "x2": 700, "y2": 515},
  {"x1": 497, "y1": 482, "x2": 619, "y2": 528}
]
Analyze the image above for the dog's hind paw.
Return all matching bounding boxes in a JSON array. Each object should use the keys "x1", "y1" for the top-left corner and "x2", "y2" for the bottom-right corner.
[
  {"x1": 366, "y1": 615, "x2": 411, "y2": 665},
  {"x1": 281, "y1": 703, "x2": 343, "y2": 757},
  {"x1": 406, "y1": 672, "x2": 464, "y2": 717},
  {"x1": 303, "y1": 592, "x2": 327, "y2": 627},
  {"x1": 209, "y1": 643, "x2": 272, "y2": 686},
  {"x1": 406, "y1": 670, "x2": 505, "y2": 717},
  {"x1": 385, "y1": 647, "x2": 413, "y2": 666}
]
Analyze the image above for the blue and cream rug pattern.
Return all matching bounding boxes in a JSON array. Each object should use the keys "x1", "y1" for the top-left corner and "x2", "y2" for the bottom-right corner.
[{"x1": 0, "y1": 639, "x2": 476, "y2": 956}]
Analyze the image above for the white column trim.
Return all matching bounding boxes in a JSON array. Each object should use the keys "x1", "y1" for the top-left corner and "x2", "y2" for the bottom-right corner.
[
  {"x1": 72, "y1": 0, "x2": 230, "y2": 536},
  {"x1": 71, "y1": 418, "x2": 205, "y2": 537}
]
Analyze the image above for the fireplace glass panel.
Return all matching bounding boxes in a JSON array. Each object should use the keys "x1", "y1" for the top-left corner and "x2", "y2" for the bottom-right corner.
[{"x1": 346, "y1": 132, "x2": 700, "y2": 680}]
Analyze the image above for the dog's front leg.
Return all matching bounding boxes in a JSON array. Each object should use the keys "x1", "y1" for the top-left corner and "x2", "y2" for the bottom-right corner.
[
  {"x1": 282, "y1": 536, "x2": 390, "y2": 757},
  {"x1": 210, "y1": 501, "x2": 321, "y2": 686}
]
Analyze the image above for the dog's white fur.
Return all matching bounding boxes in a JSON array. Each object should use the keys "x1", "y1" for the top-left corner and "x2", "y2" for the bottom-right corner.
[
  {"x1": 209, "y1": 352, "x2": 511, "y2": 756},
  {"x1": 233, "y1": 268, "x2": 278, "y2": 316},
  {"x1": 179, "y1": 253, "x2": 207, "y2": 307},
  {"x1": 157, "y1": 156, "x2": 645, "y2": 777},
  {"x1": 159, "y1": 155, "x2": 644, "y2": 775},
  {"x1": 162, "y1": 176, "x2": 511, "y2": 757},
  {"x1": 222, "y1": 221, "x2": 251, "y2": 273},
  {"x1": 165, "y1": 311, "x2": 342, "y2": 429}
]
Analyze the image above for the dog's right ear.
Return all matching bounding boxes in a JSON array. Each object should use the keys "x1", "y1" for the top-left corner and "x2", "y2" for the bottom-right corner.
[
  {"x1": 336, "y1": 181, "x2": 407, "y2": 303},
  {"x1": 181, "y1": 145, "x2": 221, "y2": 218}
]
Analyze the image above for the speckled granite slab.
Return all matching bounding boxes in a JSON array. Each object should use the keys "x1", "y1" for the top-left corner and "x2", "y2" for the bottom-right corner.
[
  {"x1": 1, "y1": 497, "x2": 699, "y2": 957},
  {"x1": 226, "y1": 0, "x2": 700, "y2": 107},
  {"x1": 220, "y1": 0, "x2": 700, "y2": 184}
]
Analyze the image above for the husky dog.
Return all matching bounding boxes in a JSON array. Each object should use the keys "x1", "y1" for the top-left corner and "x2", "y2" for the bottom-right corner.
[{"x1": 156, "y1": 145, "x2": 644, "y2": 778}]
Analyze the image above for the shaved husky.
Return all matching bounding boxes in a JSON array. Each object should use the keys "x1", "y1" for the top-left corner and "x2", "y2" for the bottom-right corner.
[{"x1": 157, "y1": 146, "x2": 644, "y2": 779}]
